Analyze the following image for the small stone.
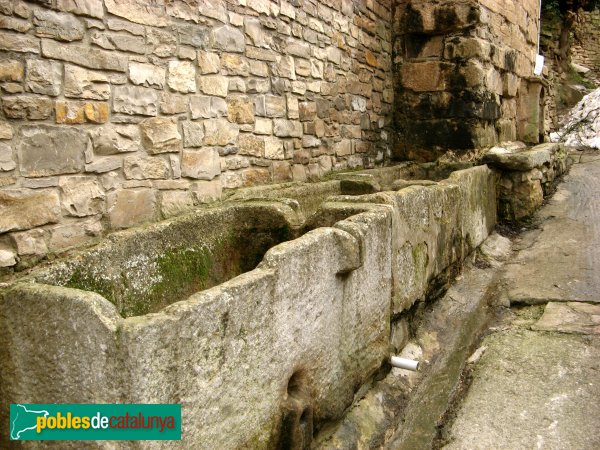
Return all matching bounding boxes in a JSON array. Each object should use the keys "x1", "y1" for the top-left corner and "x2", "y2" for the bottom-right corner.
[
  {"x1": 191, "y1": 179, "x2": 222, "y2": 203},
  {"x1": 197, "y1": 51, "x2": 220, "y2": 74},
  {"x1": 104, "y1": 0, "x2": 168, "y2": 26},
  {"x1": 160, "y1": 190, "x2": 194, "y2": 218},
  {"x1": 238, "y1": 133, "x2": 264, "y2": 156},
  {"x1": 34, "y1": 9, "x2": 85, "y2": 41},
  {"x1": 181, "y1": 148, "x2": 221, "y2": 180},
  {"x1": 90, "y1": 125, "x2": 140, "y2": 155},
  {"x1": 241, "y1": 167, "x2": 270, "y2": 187},
  {"x1": 48, "y1": 217, "x2": 102, "y2": 252},
  {"x1": 0, "y1": 142, "x2": 15, "y2": 171},
  {"x1": 0, "y1": 60, "x2": 24, "y2": 82},
  {"x1": 299, "y1": 101, "x2": 317, "y2": 120},
  {"x1": 272, "y1": 160, "x2": 292, "y2": 182},
  {"x1": 85, "y1": 157, "x2": 122, "y2": 173},
  {"x1": 254, "y1": 118, "x2": 272, "y2": 135},
  {"x1": 12, "y1": 229, "x2": 48, "y2": 257},
  {"x1": 166, "y1": 1, "x2": 199, "y2": 22},
  {"x1": 273, "y1": 119, "x2": 302, "y2": 137},
  {"x1": 228, "y1": 96, "x2": 255, "y2": 124},
  {"x1": 64, "y1": 65, "x2": 110, "y2": 100},
  {"x1": 123, "y1": 155, "x2": 170, "y2": 180},
  {"x1": 255, "y1": 95, "x2": 286, "y2": 117},
  {"x1": 42, "y1": 39, "x2": 127, "y2": 72},
  {"x1": 106, "y1": 17, "x2": 144, "y2": 36},
  {"x1": 221, "y1": 53, "x2": 249, "y2": 76},
  {"x1": 106, "y1": 188, "x2": 158, "y2": 229},
  {"x1": 294, "y1": 58, "x2": 311, "y2": 77},
  {"x1": 2, "y1": 95, "x2": 52, "y2": 120},
  {"x1": 59, "y1": 176, "x2": 105, "y2": 216},
  {"x1": 244, "y1": 17, "x2": 271, "y2": 48},
  {"x1": 0, "y1": 188, "x2": 61, "y2": 233},
  {"x1": 335, "y1": 139, "x2": 352, "y2": 156},
  {"x1": 182, "y1": 121, "x2": 204, "y2": 147},
  {"x1": 113, "y1": 85, "x2": 158, "y2": 116},
  {"x1": 168, "y1": 60, "x2": 196, "y2": 93},
  {"x1": 0, "y1": 122, "x2": 13, "y2": 139},
  {"x1": 264, "y1": 137, "x2": 284, "y2": 159},
  {"x1": 198, "y1": 75, "x2": 229, "y2": 97},
  {"x1": 0, "y1": 248, "x2": 16, "y2": 267},
  {"x1": 189, "y1": 95, "x2": 227, "y2": 119},
  {"x1": 55, "y1": 100, "x2": 109, "y2": 124},
  {"x1": 140, "y1": 117, "x2": 182, "y2": 154},
  {"x1": 286, "y1": 94, "x2": 299, "y2": 119},
  {"x1": 199, "y1": 0, "x2": 227, "y2": 22},
  {"x1": 129, "y1": 62, "x2": 166, "y2": 89},
  {"x1": 211, "y1": 25, "x2": 245, "y2": 53},
  {"x1": 160, "y1": 92, "x2": 188, "y2": 115},
  {"x1": 203, "y1": 119, "x2": 239, "y2": 146},
  {"x1": 0, "y1": 14, "x2": 32, "y2": 32}
]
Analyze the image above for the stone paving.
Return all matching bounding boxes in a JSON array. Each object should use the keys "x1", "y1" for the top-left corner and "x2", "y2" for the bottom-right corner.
[{"x1": 442, "y1": 152, "x2": 600, "y2": 449}]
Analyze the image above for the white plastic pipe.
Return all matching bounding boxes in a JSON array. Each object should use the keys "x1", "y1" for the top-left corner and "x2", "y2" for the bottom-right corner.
[{"x1": 390, "y1": 356, "x2": 419, "y2": 371}]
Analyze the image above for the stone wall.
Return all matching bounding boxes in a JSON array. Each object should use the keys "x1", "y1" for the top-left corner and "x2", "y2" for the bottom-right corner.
[
  {"x1": 0, "y1": 0, "x2": 394, "y2": 271},
  {"x1": 393, "y1": 0, "x2": 543, "y2": 161},
  {"x1": 572, "y1": 9, "x2": 600, "y2": 83}
]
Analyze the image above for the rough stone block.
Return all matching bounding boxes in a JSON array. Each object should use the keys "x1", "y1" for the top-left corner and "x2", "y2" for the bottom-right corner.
[
  {"x1": 48, "y1": 217, "x2": 103, "y2": 252},
  {"x1": 254, "y1": 118, "x2": 272, "y2": 135},
  {"x1": 56, "y1": 0, "x2": 104, "y2": 19},
  {"x1": 64, "y1": 65, "x2": 110, "y2": 100},
  {"x1": 129, "y1": 62, "x2": 165, "y2": 89},
  {"x1": 34, "y1": 8, "x2": 85, "y2": 41},
  {"x1": 0, "y1": 30, "x2": 39, "y2": 53},
  {"x1": 104, "y1": 0, "x2": 168, "y2": 26},
  {"x1": 160, "y1": 190, "x2": 194, "y2": 218},
  {"x1": 113, "y1": 85, "x2": 158, "y2": 116},
  {"x1": 211, "y1": 25, "x2": 245, "y2": 53},
  {"x1": 18, "y1": 125, "x2": 86, "y2": 177},
  {"x1": 2, "y1": 95, "x2": 52, "y2": 120},
  {"x1": 168, "y1": 60, "x2": 196, "y2": 93},
  {"x1": 0, "y1": 60, "x2": 24, "y2": 82},
  {"x1": 264, "y1": 137, "x2": 284, "y2": 159},
  {"x1": 227, "y1": 96, "x2": 255, "y2": 124},
  {"x1": 255, "y1": 95, "x2": 286, "y2": 117},
  {"x1": 203, "y1": 119, "x2": 239, "y2": 146},
  {"x1": 190, "y1": 95, "x2": 227, "y2": 119},
  {"x1": 11, "y1": 228, "x2": 48, "y2": 257},
  {"x1": 59, "y1": 176, "x2": 105, "y2": 216},
  {"x1": 90, "y1": 125, "x2": 140, "y2": 155},
  {"x1": 191, "y1": 179, "x2": 222, "y2": 203},
  {"x1": 181, "y1": 148, "x2": 221, "y2": 180},
  {"x1": 160, "y1": 92, "x2": 188, "y2": 115},
  {"x1": 55, "y1": 100, "x2": 109, "y2": 124},
  {"x1": 198, "y1": 75, "x2": 229, "y2": 97},
  {"x1": 42, "y1": 39, "x2": 127, "y2": 72},
  {"x1": 182, "y1": 121, "x2": 205, "y2": 147},
  {"x1": 273, "y1": 119, "x2": 303, "y2": 137},
  {"x1": 199, "y1": 0, "x2": 227, "y2": 23},
  {"x1": 238, "y1": 133, "x2": 264, "y2": 156},
  {"x1": 124, "y1": 155, "x2": 170, "y2": 180},
  {"x1": 140, "y1": 117, "x2": 182, "y2": 154},
  {"x1": 107, "y1": 188, "x2": 158, "y2": 229},
  {"x1": 197, "y1": 51, "x2": 220, "y2": 74},
  {"x1": 0, "y1": 188, "x2": 60, "y2": 233},
  {"x1": 401, "y1": 61, "x2": 450, "y2": 92},
  {"x1": 0, "y1": 141, "x2": 15, "y2": 171}
]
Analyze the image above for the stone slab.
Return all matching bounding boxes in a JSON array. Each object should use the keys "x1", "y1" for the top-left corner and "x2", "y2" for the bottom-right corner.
[{"x1": 532, "y1": 302, "x2": 600, "y2": 334}]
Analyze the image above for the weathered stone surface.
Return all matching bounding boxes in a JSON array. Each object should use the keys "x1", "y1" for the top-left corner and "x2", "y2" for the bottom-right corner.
[
  {"x1": 140, "y1": 117, "x2": 182, "y2": 154},
  {"x1": 168, "y1": 60, "x2": 196, "y2": 93},
  {"x1": 34, "y1": 8, "x2": 85, "y2": 41},
  {"x1": 191, "y1": 179, "x2": 222, "y2": 202},
  {"x1": 532, "y1": 302, "x2": 600, "y2": 334},
  {"x1": 254, "y1": 118, "x2": 272, "y2": 135},
  {"x1": 197, "y1": 51, "x2": 220, "y2": 74},
  {"x1": 2, "y1": 95, "x2": 52, "y2": 120},
  {"x1": 113, "y1": 86, "x2": 158, "y2": 116},
  {"x1": 124, "y1": 155, "x2": 170, "y2": 180},
  {"x1": 147, "y1": 28, "x2": 177, "y2": 57},
  {"x1": 228, "y1": 96, "x2": 255, "y2": 124},
  {"x1": 182, "y1": 121, "x2": 204, "y2": 147},
  {"x1": 55, "y1": 100, "x2": 109, "y2": 124},
  {"x1": 91, "y1": 125, "x2": 140, "y2": 155},
  {"x1": 221, "y1": 54, "x2": 249, "y2": 76},
  {"x1": 12, "y1": 228, "x2": 48, "y2": 257},
  {"x1": 483, "y1": 143, "x2": 557, "y2": 171},
  {"x1": 198, "y1": 75, "x2": 228, "y2": 97},
  {"x1": 0, "y1": 188, "x2": 60, "y2": 233},
  {"x1": 238, "y1": 133, "x2": 264, "y2": 156},
  {"x1": 90, "y1": 31, "x2": 146, "y2": 54},
  {"x1": 19, "y1": 126, "x2": 86, "y2": 177},
  {"x1": 245, "y1": 17, "x2": 271, "y2": 48},
  {"x1": 401, "y1": 61, "x2": 450, "y2": 92},
  {"x1": 104, "y1": 0, "x2": 168, "y2": 26},
  {"x1": 166, "y1": 0, "x2": 199, "y2": 22},
  {"x1": 273, "y1": 119, "x2": 302, "y2": 137},
  {"x1": 107, "y1": 188, "x2": 157, "y2": 228},
  {"x1": 255, "y1": 95, "x2": 287, "y2": 117},
  {"x1": 59, "y1": 176, "x2": 105, "y2": 216},
  {"x1": 264, "y1": 136, "x2": 284, "y2": 159},
  {"x1": 0, "y1": 60, "x2": 24, "y2": 82},
  {"x1": 64, "y1": 65, "x2": 110, "y2": 100},
  {"x1": 203, "y1": 119, "x2": 239, "y2": 146},
  {"x1": 178, "y1": 23, "x2": 210, "y2": 48},
  {"x1": 42, "y1": 39, "x2": 127, "y2": 72},
  {"x1": 0, "y1": 122, "x2": 13, "y2": 139},
  {"x1": 48, "y1": 217, "x2": 103, "y2": 252},
  {"x1": 199, "y1": 0, "x2": 227, "y2": 22},
  {"x1": 0, "y1": 30, "x2": 39, "y2": 53},
  {"x1": 189, "y1": 95, "x2": 227, "y2": 119},
  {"x1": 160, "y1": 190, "x2": 194, "y2": 218},
  {"x1": 0, "y1": 142, "x2": 15, "y2": 171},
  {"x1": 56, "y1": 0, "x2": 104, "y2": 19},
  {"x1": 160, "y1": 92, "x2": 188, "y2": 115},
  {"x1": 211, "y1": 25, "x2": 245, "y2": 53},
  {"x1": 129, "y1": 62, "x2": 165, "y2": 89},
  {"x1": 181, "y1": 148, "x2": 221, "y2": 180},
  {"x1": 0, "y1": 247, "x2": 16, "y2": 267},
  {"x1": 0, "y1": 14, "x2": 32, "y2": 32},
  {"x1": 85, "y1": 157, "x2": 122, "y2": 173}
]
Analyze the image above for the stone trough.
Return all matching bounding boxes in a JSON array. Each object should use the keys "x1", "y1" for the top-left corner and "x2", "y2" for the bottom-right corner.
[{"x1": 0, "y1": 163, "x2": 497, "y2": 449}]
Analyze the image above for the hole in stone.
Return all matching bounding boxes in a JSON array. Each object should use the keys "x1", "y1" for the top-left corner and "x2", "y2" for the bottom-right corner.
[{"x1": 287, "y1": 370, "x2": 306, "y2": 398}]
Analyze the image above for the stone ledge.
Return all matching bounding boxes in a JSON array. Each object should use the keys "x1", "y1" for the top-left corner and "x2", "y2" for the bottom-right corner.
[{"x1": 483, "y1": 142, "x2": 560, "y2": 171}]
